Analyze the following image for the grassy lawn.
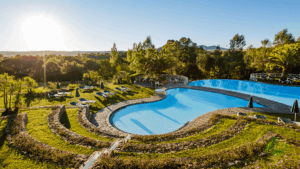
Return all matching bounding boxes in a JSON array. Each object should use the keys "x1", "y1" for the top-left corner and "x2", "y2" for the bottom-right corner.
[
  {"x1": 0, "y1": 118, "x2": 60, "y2": 169},
  {"x1": 115, "y1": 118, "x2": 300, "y2": 159},
  {"x1": 1, "y1": 84, "x2": 155, "y2": 115},
  {"x1": 22, "y1": 108, "x2": 95, "y2": 155},
  {"x1": 130, "y1": 118, "x2": 237, "y2": 144},
  {"x1": 60, "y1": 108, "x2": 114, "y2": 142}
]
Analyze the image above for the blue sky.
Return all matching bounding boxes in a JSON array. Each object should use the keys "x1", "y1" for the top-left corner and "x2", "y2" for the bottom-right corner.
[{"x1": 0, "y1": 0, "x2": 299, "y2": 51}]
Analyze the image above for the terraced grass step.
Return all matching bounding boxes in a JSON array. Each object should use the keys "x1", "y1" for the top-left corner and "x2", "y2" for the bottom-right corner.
[
  {"x1": 116, "y1": 118, "x2": 245, "y2": 153},
  {"x1": 131, "y1": 118, "x2": 237, "y2": 144},
  {"x1": 114, "y1": 117, "x2": 300, "y2": 159},
  {"x1": 61, "y1": 108, "x2": 113, "y2": 142},
  {"x1": 90, "y1": 132, "x2": 277, "y2": 169},
  {"x1": 21, "y1": 108, "x2": 95, "y2": 155},
  {"x1": 0, "y1": 118, "x2": 61, "y2": 169}
]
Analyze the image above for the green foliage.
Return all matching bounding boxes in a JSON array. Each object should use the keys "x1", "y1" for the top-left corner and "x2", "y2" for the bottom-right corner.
[
  {"x1": 47, "y1": 81, "x2": 57, "y2": 91},
  {"x1": 267, "y1": 43, "x2": 300, "y2": 77},
  {"x1": 23, "y1": 76, "x2": 38, "y2": 93},
  {"x1": 273, "y1": 28, "x2": 295, "y2": 46},
  {"x1": 265, "y1": 137, "x2": 277, "y2": 153},
  {"x1": 83, "y1": 70, "x2": 101, "y2": 85},
  {"x1": 110, "y1": 43, "x2": 118, "y2": 66},
  {"x1": 68, "y1": 83, "x2": 79, "y2": 89}
]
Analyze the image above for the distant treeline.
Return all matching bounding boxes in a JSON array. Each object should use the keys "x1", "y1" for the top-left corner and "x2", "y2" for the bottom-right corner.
[{"x1": 0, "y1": 28, "x2": 299, "y2": 83}]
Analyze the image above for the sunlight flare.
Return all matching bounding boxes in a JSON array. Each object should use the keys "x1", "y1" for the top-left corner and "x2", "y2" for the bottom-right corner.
[{"x1": 21, "y1": 16, "x2": 67, "y2": 50}]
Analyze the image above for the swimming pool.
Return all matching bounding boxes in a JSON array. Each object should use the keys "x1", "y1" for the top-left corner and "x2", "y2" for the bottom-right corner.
[
  {"x1": 112, "y1": 88, "x2": 263, "y2": 135},
  {"x1": 189, "y1": 79, "x2": 300, "y2": 106}
]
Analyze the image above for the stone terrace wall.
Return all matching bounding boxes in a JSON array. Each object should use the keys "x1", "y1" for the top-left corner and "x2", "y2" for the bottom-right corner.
[
  {"x1": 6, "y1": 113, "x2": 88, "y2": 168},
  {"x1": 135, "y1": 74, "x2": 189, "y2": 85},
  {"x1": 78, "y1": 107, "x2": 119, "y2": 138},
  {"x1": 250, "y1": 73, "x2": 300, "y2": 80},
  {"x1": 47, "y1": 105, "x2": 111, "y2": 149}
]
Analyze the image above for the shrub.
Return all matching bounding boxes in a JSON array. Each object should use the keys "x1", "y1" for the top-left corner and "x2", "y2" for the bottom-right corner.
[{"x1": 68, "y1": 83, "x2": 79, "y2": 89}]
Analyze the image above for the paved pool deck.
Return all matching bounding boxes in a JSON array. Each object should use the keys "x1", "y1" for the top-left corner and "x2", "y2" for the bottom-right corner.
[{"x1": 91, "y1": 82, "x2": 293, "y2": 137}]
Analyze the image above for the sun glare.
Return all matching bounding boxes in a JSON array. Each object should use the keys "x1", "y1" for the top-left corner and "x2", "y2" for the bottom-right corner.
[{"x1": 21, "y1": 16, "x2": 67, "y2": 51}]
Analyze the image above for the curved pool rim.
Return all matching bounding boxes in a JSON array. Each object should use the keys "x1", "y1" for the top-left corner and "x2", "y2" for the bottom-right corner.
[
  {"x1": 188, "y1": 79, "x2": 300, "y2": 107},
  {"x1": 108, "y1": 87, "x2": 275, "y2": 136}
]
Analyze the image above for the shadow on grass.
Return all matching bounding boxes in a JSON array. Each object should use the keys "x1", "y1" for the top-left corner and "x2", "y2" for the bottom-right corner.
[
  {"x1": 81, "y1": 88, "x2": 98, "y2": 93},
  {"x1": 60, "y1": 111, "x2": 71, "y2": 129},
  {"x1": 0, "y1": 116, "x2": 11, "y2": 149},
  {"x1": 24, "y1": 93, "x2": 43, "y2": 107}
]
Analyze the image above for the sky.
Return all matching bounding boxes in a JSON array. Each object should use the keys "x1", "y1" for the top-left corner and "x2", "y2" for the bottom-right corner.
[{"x1": 0, "y1": 0, "x2": 299, "y2": 51}]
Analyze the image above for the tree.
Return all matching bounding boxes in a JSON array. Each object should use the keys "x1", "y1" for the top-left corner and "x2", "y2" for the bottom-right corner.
[
  {"x1": 273, "y1": 29, "x2": 295, "y2": 46},
  {"x1": 297, "y1": 37, "x2": 300, "y2": 43},
  {"x1": 142, "y1": 36, "x2": 155, "y2": 50},
  {"x1": 261, "y1": 38, "x2": 271, "y2": 59},
  {"x1": 83, "y1": 70, "x2": 100, "y2": 85},
  {"x1": 227, "y1": 34, "x2": 246, "y2": 79},
  {"x1": 48, "y1": 82, "x2": 57, "y2": 91},
  {"x1": 0, "y1": 73, "x2": 14, "y2": 110},
  {"x1": 8, "y1": 80, "x2": 16, "y2": 109},
  {"x1": 110, "y1": 43, "x2": 118, "y2": 66},
  {"x1": 14, "y1": 79, "x2": 23, "y2": 110},
  {"x1": 24, "y1": 76, "x2": 38, "y2": 94},
  {"x1": 267, "y1": 43, "x2": 300, "y2": 78}
]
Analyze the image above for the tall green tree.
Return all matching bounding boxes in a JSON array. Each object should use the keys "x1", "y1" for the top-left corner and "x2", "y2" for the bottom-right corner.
[
  {"x1": 273, "y1": 29, "x2": 295, "y2": 46},
  {"x1": 143, "y1": 36, "x2": 155, "y2": 50},
  {"x1": 24, "y1": 76, "x2": 38, "y2": 94},
  {"x1": 267, "y1": 43, "x2": 300, "y2": 78},
  {"x1": 261, "y1": 38, "x2": 271, "y2": 59},
  {"x1": 110, "y1": 43, "x2": 118, "y2": 66},
  {"x1": 227, "y1": 34, "x2": 246, "y2": 79},
  {"x1": 83, "y1": 70, "x2": 101, "y2": 85},
  {"x1": 0, "y1": 73, "x2": 14, "y2": 110}
]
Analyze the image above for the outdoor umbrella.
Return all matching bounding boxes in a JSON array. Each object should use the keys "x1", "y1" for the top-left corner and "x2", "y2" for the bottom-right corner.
[
  {"x1": 101, "y1": 82, "x2": 104, "y2": 89},
  {"x1": 76, "y1": 88, "x2": 80, "y2": 97},
  {"x1": 247, "y1": 95, "x2": 253, "y2": 116},
  {"x1": 57, "y1": 83, "x2": 60, "y2": 89},
  {"x1": 291, "y1": 100, "x2": 299, "y2": 121}
]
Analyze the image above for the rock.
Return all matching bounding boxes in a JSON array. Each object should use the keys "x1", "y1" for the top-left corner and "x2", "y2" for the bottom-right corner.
[
  {"x1": 260, "y1": 152, "x2": 268, "y2": 157},
  {"x1": 234, "y1": 160, "x2": 242, "y2": 165},
  {"x1": 228, "y1": 162, "x2": 235, "y2": 166}
]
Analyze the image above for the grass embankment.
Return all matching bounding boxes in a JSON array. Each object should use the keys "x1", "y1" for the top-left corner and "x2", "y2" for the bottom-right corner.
[
  {"x1": 0, "y1": 118, "x2": 60, "y2": 169},
  {"x1": 131, "y1": 119, "x2": 237, "y2": 144},
  {"x1": 60, "y1": 108, "x2": 113, "y2": 142},
  {"x1": 22, "y1": 108, "x2": 94, "y2": 155},
  {"x1": 1, "y1": 84, "x2": 155, "y2": 114},
  {"x1": 115, "y1": 116, "x2": 300, "y2": 159}
]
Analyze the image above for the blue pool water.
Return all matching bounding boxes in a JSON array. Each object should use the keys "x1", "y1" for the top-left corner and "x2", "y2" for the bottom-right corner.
[
  {"x1": 189, "y1": 79, "x2": 300, "y2": 106},
  {"x1": 112, "y1": 88, "x2": 263, "y2": 135}
]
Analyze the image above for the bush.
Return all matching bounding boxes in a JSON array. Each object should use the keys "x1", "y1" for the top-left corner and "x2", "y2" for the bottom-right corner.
[{"x1": 68, "y1": 83, "x2": 79, "y2": 89}]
